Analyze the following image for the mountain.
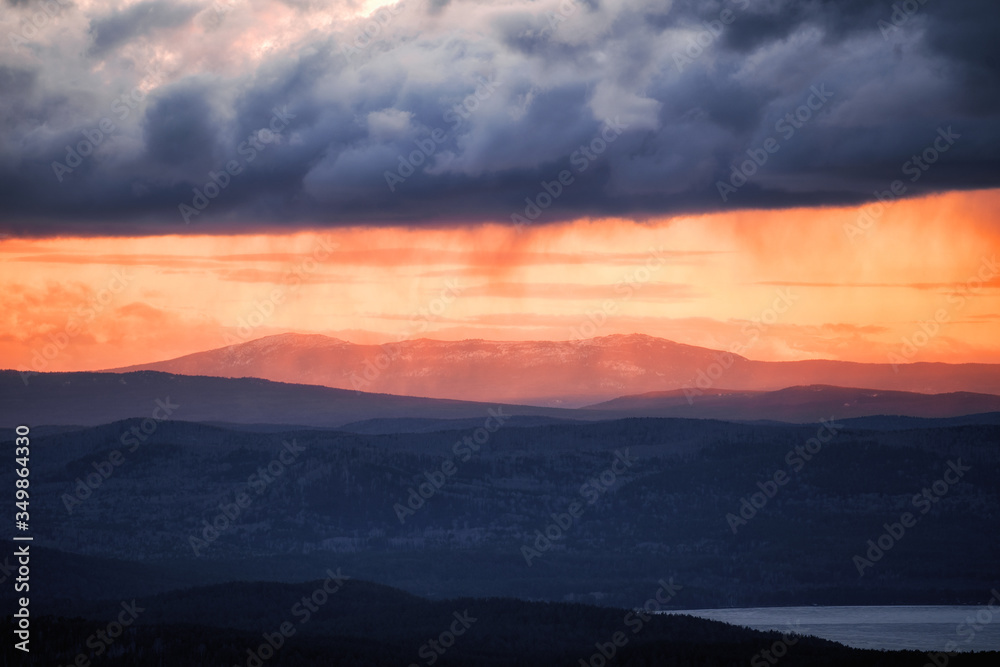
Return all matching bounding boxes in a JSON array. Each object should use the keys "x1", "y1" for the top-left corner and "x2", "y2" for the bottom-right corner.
[
  {"x1": 12, "y1": 418, "x2": 1000, "y2": 610},
  {"x1": 0, "y1": 370, "x2": 588, "y2": 428},
  {"x1": 27, "y1": 575, "x2": 988, "y2": 667},
  {"x1": 5, "y1": 371, "x2": 1000, "y2": 428},
  {"x1": 107, "y1": 332, "x2": 1000, "y2": 406},
  {"x1": 832, "y1": 412, "x2": 1000, "y2": 431},
  {"x1": 586, "y1": 385, "x2": 1000, "y2": 423}
]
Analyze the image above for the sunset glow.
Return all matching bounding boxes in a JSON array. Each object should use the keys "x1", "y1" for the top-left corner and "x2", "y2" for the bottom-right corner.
[{"x1": 3, "y1": 189, "x2": 998, "y2": 373}]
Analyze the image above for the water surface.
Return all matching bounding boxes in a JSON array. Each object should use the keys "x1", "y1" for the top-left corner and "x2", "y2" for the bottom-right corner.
[{"x1": 663, "y1": 605, "x2": 1000, "y2": 652}]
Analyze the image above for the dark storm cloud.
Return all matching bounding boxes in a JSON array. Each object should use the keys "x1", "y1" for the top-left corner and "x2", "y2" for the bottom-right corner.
[
  {"x1": 0, "y1": 65, "x2": 35, "y2": 100},
  {"x1": 0, "y1": 0, "x2": 999, "y2": 236},
  {"x1": 88, "y1": 1, "x2": 199, "y2": 55},
  {"x1": 142, "y1": 84, "x2": 222, "y2": 166}
]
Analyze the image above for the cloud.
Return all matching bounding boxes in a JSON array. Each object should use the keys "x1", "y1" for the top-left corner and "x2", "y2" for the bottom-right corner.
[
  {"x1": 755, "y1": 280, "x2": 1000, "y2": 291},
  {"x1": 215, "y1": 267, "x2": 358, "y2": 284},
  {"x1": 1, "y1": 0, "x2": 999, "y2": 236},
  {"x1": 456, "y1": 281, "x2": 700, "y2": 301},
  {"x1": 88, "y1": 1, "x2": 200, "y2": 56}
]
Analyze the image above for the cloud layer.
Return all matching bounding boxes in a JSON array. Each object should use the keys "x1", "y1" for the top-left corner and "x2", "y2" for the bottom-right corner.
[{"x1": 1, "y1": 0, "x2": 999, "y2": 235}]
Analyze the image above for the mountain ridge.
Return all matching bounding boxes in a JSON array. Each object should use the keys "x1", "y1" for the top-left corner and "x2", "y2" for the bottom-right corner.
[
  {"x1": 101, "y1": 332, "x2": 1000, "y2": 406},
  {"x1": 586, "y1": 384, "x2": 1000, "y2": 422},
  {"x1": 4, "y1": 370, "x2": 1000, "y2": 427}
]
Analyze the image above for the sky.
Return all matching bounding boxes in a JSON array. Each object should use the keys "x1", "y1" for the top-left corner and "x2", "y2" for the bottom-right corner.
[{"x1": 1, "y1": 0, "x2": 999, "y2": 372}]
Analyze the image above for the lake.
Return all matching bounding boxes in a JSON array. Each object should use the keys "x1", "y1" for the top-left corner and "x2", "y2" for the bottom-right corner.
[{"x1": 662, "y1": 605, "x2": 1000, "y2": 652}]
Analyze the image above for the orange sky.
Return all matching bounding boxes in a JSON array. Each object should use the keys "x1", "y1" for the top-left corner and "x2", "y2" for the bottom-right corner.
[{"x1": 2, "y1": 189, "x2": 999, "y2": 373}]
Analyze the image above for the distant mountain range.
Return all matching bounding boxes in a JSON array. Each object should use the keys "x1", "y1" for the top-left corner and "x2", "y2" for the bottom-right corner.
[
  {"x1": 587, "y1": 385, "x2": 1000, "y2": 423},
  {"x1": 107, "y1": 332, "x2": 1000, "y2": 406},
  {"x1": 32, "y1": 564, "x2": 973, "y2": 667},
  {"x1": 13, "y1": 418, "x2": 1000, "y2": 610},
  {"x1": 4, "y1": 370, "x2": 1000, "y2": 427},
  {"x1": 0, "y1": 370, "x2": 578, "y2": 428}
]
